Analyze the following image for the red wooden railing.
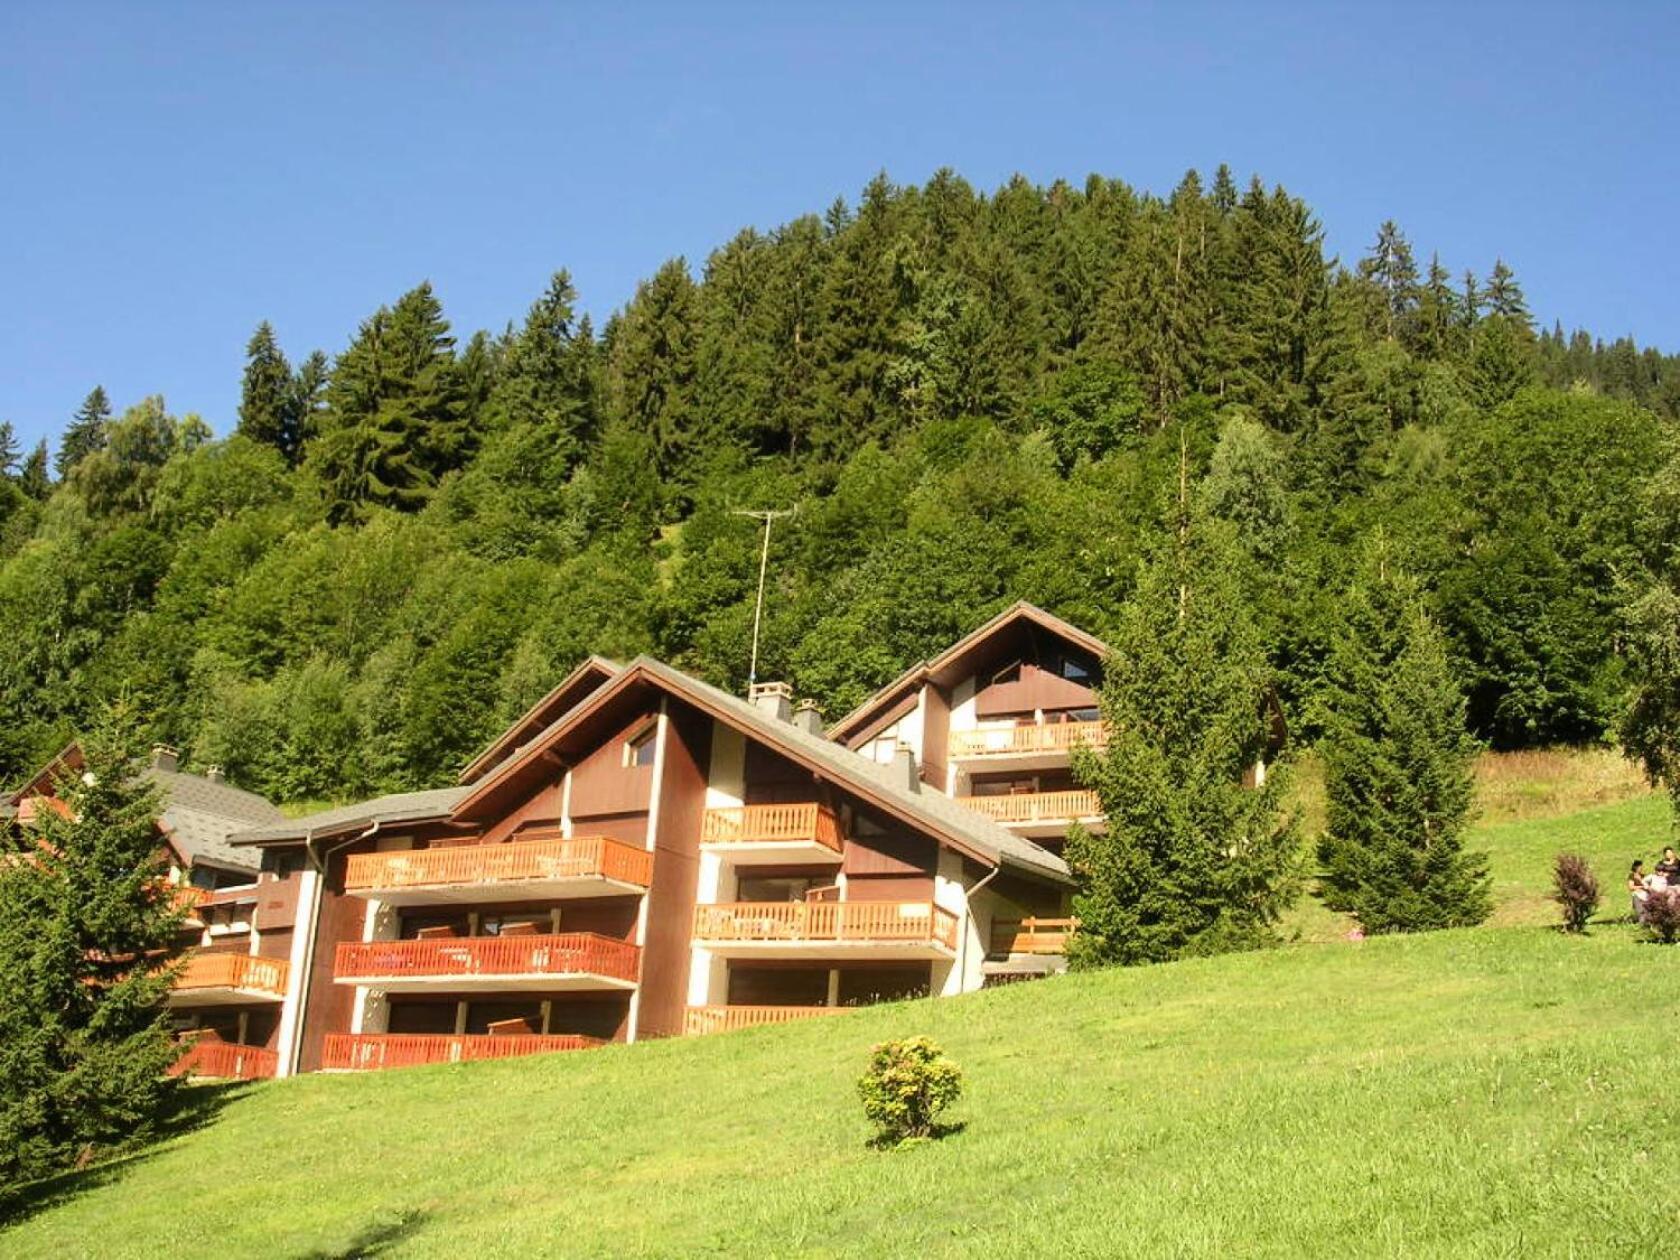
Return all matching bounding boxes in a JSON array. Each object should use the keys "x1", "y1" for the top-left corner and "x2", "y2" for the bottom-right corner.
[
  {"x1": 169, "y1": 1037, "x2": 279, "y2": 1080},
  {"x1": 949, "y1": 721, "x2": 1107, "y2": 758},
  {"x1": 344, "y1": 835, "x2": 652, "y2": 894},
  {"x1": 683, "y1": 1005, "x2": 840, "y2": 1036},
  {"x1": 959, "y1": 789, "x2": 1101, "y2": 825},
  {"x1": 174, "y1": 951, "x2": 290, "y2": 998},
  {"x1": 320, "y1": 1032, "x2": 602, "y2": 1071},
  {"x1": 700, "y1": 802, "x2": 843, "y2": 852},
  {"x1": 692, "y1": 901, "x2": 959, "y2": 951},
  {"x1": 333, "y1": 932, "x2": 640, "y2": 984},
  {"x1": 990, "y1": 916, "x2": 1079, "y2": 955}
]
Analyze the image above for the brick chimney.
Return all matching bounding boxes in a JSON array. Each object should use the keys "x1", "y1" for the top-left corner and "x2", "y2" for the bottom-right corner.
[
  {"x1": 793, "y1": 699, "x2": 824, "y2": 736},
  {"x1": 150, "y1": 745, "x2": 180, "y2": 773},
  {"x1": 205, "y1": 765, "x2": 226, "y2": 784},
  {"x1": 749, "y1": 680, "x2": 794, "y2": 723},
  {"x1": 891, "y1": 743, "x2": 920, "y2": 794}
]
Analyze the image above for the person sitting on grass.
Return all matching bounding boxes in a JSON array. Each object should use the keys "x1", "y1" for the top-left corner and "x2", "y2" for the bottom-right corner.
[
  {"x1": 1630, "y1": 861, "x2": 1651, "y2": 922},
  {"x1": 1657, "y1": 847, "x2": 1680, "y2": 885}
]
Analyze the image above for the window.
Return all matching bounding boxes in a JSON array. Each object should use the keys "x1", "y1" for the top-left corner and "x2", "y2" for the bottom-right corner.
[
  {"x1": 625, "y1": 723, "x2": 658, "y2": 767},
  {"x1": 991, "y1": 660, "x2": 1022, "y2": 686},
  {"x1": 1058, "y1": 655, "x2": 1092, "y2": 683}
]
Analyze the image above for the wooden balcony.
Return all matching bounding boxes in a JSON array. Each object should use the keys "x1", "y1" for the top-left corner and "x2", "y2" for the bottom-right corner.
[
  {"x1": 699, "y1": 803, "x2": 844, "y2": 865},
  {"x1": 683, "y1": 1005, "x2": 841, "y2": 1036},
  {"x1": 948, "y1": 721, "x2": 1106, "y2": 767},
  {"x1": 990, "y1": 916, "x2": 1078, "y2": 956},
  {"x1": 959, "y1": 789, "x2": 1102, "y2": 838},
  {"x1": 169, "y1": 1037, "x2": 278, "y2": 1081},
  {"x1": 344, "y1": 835, "x2": 652, "y2": 905},
  {"x1": 333, "y1": 932, "x2": 640, "y2": 992},
  {"x1": 168, "y1": 952, "x2": 290, "y2": 1007},
  {"x1": 320, "y1": 1032, "x2": 602, "y2": 1072},
  {"x1": 692, "y1": 900, "x2": 959, "y2": 959}
]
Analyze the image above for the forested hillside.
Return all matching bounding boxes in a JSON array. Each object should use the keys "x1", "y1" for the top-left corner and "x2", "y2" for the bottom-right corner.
[{"x1": 1, "y1": 167, "x2": 1676, "y2": 805}]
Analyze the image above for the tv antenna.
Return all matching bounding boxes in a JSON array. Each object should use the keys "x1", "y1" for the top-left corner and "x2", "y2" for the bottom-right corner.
[{"x1": 733, "y1": 507, "x2": 794, "y2": 692}]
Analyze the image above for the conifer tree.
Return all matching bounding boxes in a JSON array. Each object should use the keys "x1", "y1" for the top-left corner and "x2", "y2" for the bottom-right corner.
[
  {"x1": 1066, "y1": 459, "x2": 1300, "y2": 966},
  {"x1": 236, "y1": 322, "x2": 300, "y2": 464},
  {"x1": 1358, "y1": 220, "x2": 1420, "y2": 341},
  {"x1": 1318, "y1": 533, "x2": 1490, "y2": 933},
  {"x1": 0, "y1": 706, "x2": 187, "y2": 1184},
  {"x1": 0, "y1": 421, "x2": 19, "y2": 478},
  {"x1": 56, "y1": 386, "x2": 111, "y2": 478},
  {"x1": 1484, "y1": 259, "x2": 1529, "y2": 323},
  {"x1": 19, "y1": 440, "x2": 50, "y2": 500}
]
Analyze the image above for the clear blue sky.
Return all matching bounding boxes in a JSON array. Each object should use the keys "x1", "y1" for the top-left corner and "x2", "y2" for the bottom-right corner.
[{"x1": 3, "y1": 2, "x2": 1676, "y2": 453}]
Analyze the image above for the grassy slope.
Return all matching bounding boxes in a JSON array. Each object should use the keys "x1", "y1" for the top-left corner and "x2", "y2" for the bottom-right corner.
[{"x1": 5, "y1": 771, "x2": 1678, "y2": 1258}]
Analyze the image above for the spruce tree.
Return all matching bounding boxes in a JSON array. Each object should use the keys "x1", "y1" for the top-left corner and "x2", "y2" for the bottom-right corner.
[
  {"x1": 1484, "y1": 259, "x2": 1529, "y2": 323},
  {"x1": 0, "y1": 706, "x2": 187, "y2": 1184},
  {"x1": 56, "y1": 386, "x2": 111, "y2": 478},
  {"x1": 19, "y1": 440, "x2": 50, "y2": 499},
  {"x1": 236, "y1": 321, "x2": 299, "y2": 464},
  {"x1": 1318, "y1": 533, "x2": 1490, "y2": 933},
  {"x1": 0, "y1": 421, "x2": 19, "y2": 478},
  {"x1": 1066, "y1": 461, "x2": 1301, "y2": 966},
  {"x1": 1358, "y1": 220, "x2": 1420, "y2": 341}
]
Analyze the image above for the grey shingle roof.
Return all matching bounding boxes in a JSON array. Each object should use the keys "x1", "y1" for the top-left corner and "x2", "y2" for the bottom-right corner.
[
  {"x1": 147, "y1": 768, "x2": 286, "y2": 874},
  {"x1": 228, "y1": 786, "x2": 470, "y2": 846},
  {"x1": 634, "y1": 658, "x2": 1073, "y2": 885}
]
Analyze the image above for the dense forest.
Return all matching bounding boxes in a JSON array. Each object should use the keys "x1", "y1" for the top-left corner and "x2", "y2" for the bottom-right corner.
[{"x1": 2, "y1": 166, "x2": 1678, "y2": 806}]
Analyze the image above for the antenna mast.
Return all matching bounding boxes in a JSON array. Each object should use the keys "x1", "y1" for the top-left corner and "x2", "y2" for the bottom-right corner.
[{"x1": 734, "y1": 508, "x2": 794, "y2": 692}]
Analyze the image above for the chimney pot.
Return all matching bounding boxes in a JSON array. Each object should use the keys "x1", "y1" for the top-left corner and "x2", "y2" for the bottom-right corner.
[
  {"x1": 749, "y1": 681, "x2": 794, "y2": 723},
  {"x1": 205, "y1": 765, "x2": 226, "y2": 784},
  {"x1": 891, "y1": 743, "x2": 920, "y2": 793},
  {"x1": 793, "y1": 699, "x2": 824, "y2": 736},
  {"x1": 150, "y1": 745, "x2": 180, "y2": 774}
]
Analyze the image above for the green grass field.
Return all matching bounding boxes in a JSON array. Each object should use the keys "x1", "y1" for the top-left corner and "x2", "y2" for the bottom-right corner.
[{"x1": 4, "y1": 765, "x2": 1677, "y2": 1258}]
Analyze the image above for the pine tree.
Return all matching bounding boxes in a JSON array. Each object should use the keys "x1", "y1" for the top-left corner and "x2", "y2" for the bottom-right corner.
[
  {"x1": 1318, "y1": 533, "x2": 1490, "y2": 933},
  {"x1": 607, "y1": 258, "x2": 701, "y2": 486},
  {"x1": 0, "y1": 706, "x2": 188, "y2": 1184},
  {"x1": 0, "y1": 421, "x2": 19, "y2": 477},
  {"x1": 19, "y1": 440, "x2": 50, "y2": 499},
  {"x1": 1066, "y1": 461, "x2": 1301, "y2": 965},
  {"x1": 1358, "y1": 220, "x2": 1420, "y2": 342},
  {"x1": 236, "y1": 322, "x2": 300, "y2": 464},
  {"x1": 1484, "y1": 259, "x2": 1529, "y2": 324},
  {"x1": 291, "y1": 350, "x2": 329, "y2": 457},
  {"x1": 56, "y1": 386, "x2": 111, "y2": 478}
]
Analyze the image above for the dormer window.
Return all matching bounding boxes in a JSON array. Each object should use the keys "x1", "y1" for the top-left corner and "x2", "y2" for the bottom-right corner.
[{"x1": 624, "y1": 722, "x2": 658, "y2": 768}]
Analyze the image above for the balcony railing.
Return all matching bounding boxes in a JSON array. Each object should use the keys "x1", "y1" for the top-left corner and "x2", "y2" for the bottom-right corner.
[
  {"x1": 175, "y1": 952, "x2": 290, "y2": 999},
  {"x1": 699, "y1": 803, "x2": 843, "y2": 852},
  {"x1": 693, "y1": 901, "x2": 959, "y2": 951},
  {"x1": 959, "y1": 789, "x2": 1101, "y2": 825},
  {"x1": 990, "y1": 916, "x2": 1079, "y2": 956},
  {"x1": 334, "y1": 932, "x2": 640, "y2": 985},
  {"x1": 344, "y1": 835, "x2": 652, "y2": 896},
  {"x1": 169, "y1": 1037, "x2": 278, "y2": 1080},
  {"x1": 683, "y1": 1005, "x2": 841, "y2": 1036},
  {"x1": 949, "y1": 721, "x2": 1107, "y2": 759},
  {"x1": 321, "y1": 1032, "x2": 602, "y2": 1072}
]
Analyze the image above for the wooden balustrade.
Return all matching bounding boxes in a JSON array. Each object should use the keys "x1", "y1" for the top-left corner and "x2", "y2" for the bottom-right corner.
[
  {"x1": 692, "y1": 901, "x2": 959, "y2": 951},
  {"x1": 334, "y1": 932, "x2": 640, "y2": 984},
  {"x1": 175, "y1": 951, "x2": 290, "y2": 997},
  {"x1": 990, "y1": 916, "x2": 1079, "y2": 956},
  {"x1": 344, "y1": 835, "x2": 652, "y2": 893},
  {"x1": 169, "y1": 1037, "x2": 278, "y2": 1080},
  {"x1": 959, "y1": 789, "x2": 1101, "y2": 825},
  {"x1": 683, "y1": 1005, "x2": 840, "y2": 1036},
  {"x1": 320, "y1": 1032, "x2": 601, "y2": 1072},
  {"x1": 949, "y1": 721, "x2": 1107, "y2": 758},
  {"x1": 699, "y1": 802, "x2": 843, "y2": 852}
]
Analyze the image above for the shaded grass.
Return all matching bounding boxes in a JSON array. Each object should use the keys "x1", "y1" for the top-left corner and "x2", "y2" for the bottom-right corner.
[{"x1": 4, "y1": 928, "x2": 1679, "y2": 1258}]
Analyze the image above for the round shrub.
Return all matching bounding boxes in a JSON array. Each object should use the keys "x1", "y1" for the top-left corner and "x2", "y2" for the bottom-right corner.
[{"x1": 856, "y1": 1035, "x2": 963, "y2": 1145}]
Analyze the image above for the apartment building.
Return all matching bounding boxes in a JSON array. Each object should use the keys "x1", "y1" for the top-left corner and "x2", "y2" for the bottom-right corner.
[{"x1": 4, "y1": 744, "x2": 296, "y2": 1081}]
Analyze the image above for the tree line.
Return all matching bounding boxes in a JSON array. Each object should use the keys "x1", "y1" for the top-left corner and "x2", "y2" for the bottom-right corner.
[{"x1": 1, "y1": 166, "x2": 1677, "y2": 810}]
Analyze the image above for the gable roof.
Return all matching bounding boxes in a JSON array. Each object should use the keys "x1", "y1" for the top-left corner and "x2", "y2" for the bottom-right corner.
[
  {"x1": 458, "y1": 655, "x2": 1072, "y2": 886},
  {"x1": 228, "y1": 786, "x2": 471, "y2": 847},
  {"x1": 6, "y1": 743, "x2": 284, "y2": 875},
  {"x1": 828, "y1": 602, "x2": 1111, "y2": 741},
  {"x1": 457, "y1": 656, "x2": 621, "y2": 786}
]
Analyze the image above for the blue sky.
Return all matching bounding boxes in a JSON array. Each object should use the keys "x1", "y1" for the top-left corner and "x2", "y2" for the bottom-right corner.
[{"x1": 2, "y1": 2, "x2": 1676, "y2": 453}]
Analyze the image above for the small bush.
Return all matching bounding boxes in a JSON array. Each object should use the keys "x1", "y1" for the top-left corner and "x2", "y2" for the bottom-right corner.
[
  {"x1": 1551, "y1": 852, "x2": 1600, "y2": 933},
  {"x1": 1644, "y1": 890, "x2": 1680, "y2": 944},
  {"x1": 857, "y1": 1036, "x2": 963, "y2": 1145}
]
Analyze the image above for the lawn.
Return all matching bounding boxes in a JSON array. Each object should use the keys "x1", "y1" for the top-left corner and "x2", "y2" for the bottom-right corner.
[{"x1": 4, "y1": 760, "x2": 1677, "y2": 1259}]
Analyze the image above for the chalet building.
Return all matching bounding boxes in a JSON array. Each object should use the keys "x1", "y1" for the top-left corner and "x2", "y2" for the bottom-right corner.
[{"x1": 4, "y1": 745, "x2": 295, "y2": 1081}]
